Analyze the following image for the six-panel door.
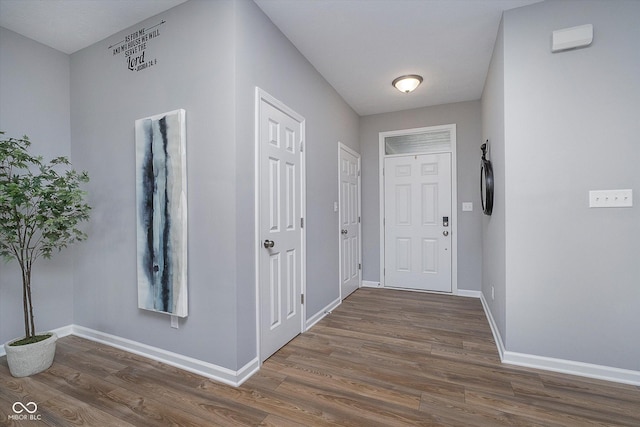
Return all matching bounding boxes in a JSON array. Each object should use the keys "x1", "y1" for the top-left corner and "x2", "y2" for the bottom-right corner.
[
  {"x1": 384, "y1": 153, "x2": 452, "y2": 292},
  {"x1": 339, "y1": 146, "x2": 361, "y2": 298},
  {"x1": 259, "y1": 97, "x2": 303, "y2": 361}
]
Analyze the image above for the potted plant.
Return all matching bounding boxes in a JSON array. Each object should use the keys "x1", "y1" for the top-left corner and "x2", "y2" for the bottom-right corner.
[{"x1": 0, "y1": 132, "x2": 90, "y2": 377}]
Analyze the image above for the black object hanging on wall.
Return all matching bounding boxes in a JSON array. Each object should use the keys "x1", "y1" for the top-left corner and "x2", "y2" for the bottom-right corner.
[{"x1": 480, "y1": 141, "x2": 494, "y2": 216}]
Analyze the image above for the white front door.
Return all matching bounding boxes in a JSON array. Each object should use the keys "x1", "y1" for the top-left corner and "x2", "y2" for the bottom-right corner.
[
  {"x1": 339, "y1": 144, "x2": 361, "y2": 298},
  {"x1": 257, "y1": 90, "x2": 305, "y2": 361},
  {"x1": 384, "y1": 153, "x2": 452, "y2": 292}
]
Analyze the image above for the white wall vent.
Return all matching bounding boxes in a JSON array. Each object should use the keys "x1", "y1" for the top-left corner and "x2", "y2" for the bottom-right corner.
[{"x1": 552, "y1": 24, "x2": 593, "y2": 53}]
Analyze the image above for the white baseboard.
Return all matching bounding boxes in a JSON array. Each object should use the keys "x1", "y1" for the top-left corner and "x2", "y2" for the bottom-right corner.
[
  {"x1": 52, "y1": 324, "x2": 75, "y2": 338},
  {"x1": 5, "y1": 308, "x2": 638, "y2": 387},
  {"x1": 305, "y1": 297, "x2": 341, "y2": 330},
  {"x1": 502, "y1": 350, "x2": 640, "y2": 386},
  {"x1": 478, "y1": 292, "x2": 506, "y2": 361},
  {"x1": 477, "y1": 293, "x2": 640, "y2": 386},
  {"x1": 362, "y1": 280, "x2": 381, "y2": 288},
  {"x1": 457, "y1": 289, "x2": 481, "y2": 298},
  {"x1": 72, "y1": 325, "x2": 259, "y2": 387}
]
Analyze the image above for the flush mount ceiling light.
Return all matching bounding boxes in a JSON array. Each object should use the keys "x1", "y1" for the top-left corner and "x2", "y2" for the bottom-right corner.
[{"x1": 392, "y1": 74, "x2": 423, "y2": 93}]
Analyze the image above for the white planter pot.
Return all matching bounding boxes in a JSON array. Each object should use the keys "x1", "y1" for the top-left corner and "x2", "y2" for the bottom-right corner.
[{"x1": 4, "y1": 332, "x2": 57, "y2": 377}]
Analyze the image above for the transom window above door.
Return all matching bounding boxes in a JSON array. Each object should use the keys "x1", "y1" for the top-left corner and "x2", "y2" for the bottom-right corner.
[{"x1": 384, "y1": 127, "x2": 453, "y2": 155}]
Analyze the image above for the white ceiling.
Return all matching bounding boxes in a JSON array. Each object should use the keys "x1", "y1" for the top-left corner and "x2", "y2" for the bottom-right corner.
[
  {"x1": 0, "y1": 0, "x2": 542, "y2": 116},
  {"x1": 254, "y1": 0, "x2": 542, "y2": 115},
  {"x1": 0, "y1": 0, "x2": 188, "y2": 54}
]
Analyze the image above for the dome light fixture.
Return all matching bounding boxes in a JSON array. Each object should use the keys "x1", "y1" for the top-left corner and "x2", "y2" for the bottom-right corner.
[{"x1": 392, "y1": 74, "x2": 423, "y2": 93}]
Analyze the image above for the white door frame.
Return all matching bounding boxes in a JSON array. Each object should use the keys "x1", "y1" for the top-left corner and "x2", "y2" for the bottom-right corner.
[
  {"x1": 254, "y1": 87, "x2": 306, "y2": 364},
  {"x1": 378, "y1": 124, "x2": 457, "y2": 294},
  {"x1": 338, "y1": 142, "x2": 362, "y2": 299}
]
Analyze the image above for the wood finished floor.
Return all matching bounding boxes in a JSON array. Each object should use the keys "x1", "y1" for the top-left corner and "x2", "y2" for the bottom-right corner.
[{"x1": 1, "y1": 288, "x2": 639, "y2": 426}]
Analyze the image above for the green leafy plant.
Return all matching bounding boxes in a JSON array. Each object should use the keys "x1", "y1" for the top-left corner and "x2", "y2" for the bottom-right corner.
[{"x1": 0, "y1": 132, "x2": 91, "y2": 344}]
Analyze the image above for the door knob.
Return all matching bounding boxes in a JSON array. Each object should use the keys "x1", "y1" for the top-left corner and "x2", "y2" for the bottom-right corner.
[
  {"x1": 341, "y1": 229, "x2": 347, "y2": 235},
  {"x1": 263, "y1": 240, "x2": 275, "y2": 248},
  {"x1": 443, "y1": 231, "x2": 449, "y2": 236}
]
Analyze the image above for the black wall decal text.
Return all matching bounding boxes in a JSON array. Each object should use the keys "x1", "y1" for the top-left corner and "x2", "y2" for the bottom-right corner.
[{"x1": 109, "y1": 20, "x2": 165, "y2": 72}]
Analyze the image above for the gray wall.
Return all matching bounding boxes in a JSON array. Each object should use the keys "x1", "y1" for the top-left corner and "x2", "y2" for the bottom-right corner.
[
  {"x1": 0, "y1": 28, "x2": 74, "y2": 344},
  {"x1": 71, "y1": 0, "x2": 239, "y2": 368},
  {"x1": 69, "y1": 0, "x2": 358, "y2": 370},
  {"x1": 484, "y1": 0, "x2": 640, "y2": 370},
  {"x1": 359, "y1": 101, "x2": 482, "y2": 291},
  {"x1": 481, "y1": 19, "x2": 507, "y2": 345},
  {"x1": 7, "y1": 0, "x2": 636, "y2": 377},
  {"x1": 234, "y1": 0, "x2": 360, "y2": 363}
]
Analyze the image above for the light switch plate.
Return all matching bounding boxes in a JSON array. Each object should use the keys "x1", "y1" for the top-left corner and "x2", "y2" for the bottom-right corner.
[{"x1": 589, "y1": 189, "x2": 633, "y2": 208}]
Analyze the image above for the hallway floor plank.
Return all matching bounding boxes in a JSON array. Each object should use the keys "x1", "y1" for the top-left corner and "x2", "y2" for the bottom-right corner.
[{"x1": 2, "y1": 288, "x2": 639, "y2": 426}]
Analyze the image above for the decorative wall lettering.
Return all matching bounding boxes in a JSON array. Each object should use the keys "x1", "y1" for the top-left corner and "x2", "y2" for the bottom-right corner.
[{"x1": 109, "y1": 20, "x2": 165, "y2": 72}]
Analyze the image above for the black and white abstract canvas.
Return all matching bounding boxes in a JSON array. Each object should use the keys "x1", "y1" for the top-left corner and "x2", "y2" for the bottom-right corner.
[{"x1": 135, "y1": 109, "x2": 188, "y2": 317}]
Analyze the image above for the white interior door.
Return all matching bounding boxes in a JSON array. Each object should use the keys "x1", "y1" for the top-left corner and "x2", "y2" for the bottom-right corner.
[
  {"x1": 384, "y1": 153, "x2": 452, "y2": 292},
  {"x1": 339, "y1": 144, "x2": 361, "y2": 298},
  {"x1": 257, "y1": 91, "x2": 304, "y2": 361}
]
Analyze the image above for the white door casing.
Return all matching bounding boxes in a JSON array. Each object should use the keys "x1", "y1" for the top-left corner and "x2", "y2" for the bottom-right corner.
[
  {"x1": 384, "y1": 153, "x2": 452, "y2": 292},
  {"x1": 338, "y1": 143, "x2": 361, "y2": 298},
  {"x1": 379, "y1": 124, "x2": 457, "y2": 294},
  {"x1": 256, "y1": 88, "x2": 305, "y2": 362}
]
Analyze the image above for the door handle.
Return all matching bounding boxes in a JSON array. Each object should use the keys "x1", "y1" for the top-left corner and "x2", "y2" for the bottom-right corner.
[
  {"x1": 443, "y1": 231, "x2": 449, "y2": 237},
  {"x1": 263, "y1": 240, "x2": 275, "y2": 248},
  {"x1": 341, "y1": 229, "x2": 348, "y2": 235}
]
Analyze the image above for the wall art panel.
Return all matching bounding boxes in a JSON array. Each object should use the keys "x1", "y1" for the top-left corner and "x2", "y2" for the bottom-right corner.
[{"x1": 135, "y1": 109, "x2": 188, "y2": 317}]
